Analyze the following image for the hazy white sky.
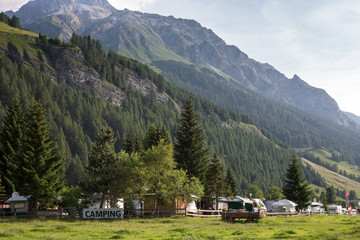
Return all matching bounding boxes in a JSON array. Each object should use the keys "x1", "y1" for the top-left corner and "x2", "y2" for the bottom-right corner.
[{"x1": 1, "y1": 0, "x2": 360, "y2": 115}]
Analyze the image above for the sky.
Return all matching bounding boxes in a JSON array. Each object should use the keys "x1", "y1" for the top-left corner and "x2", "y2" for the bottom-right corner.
[{"x1": 1, "y1": 0, "x2": 360, "y2": 115}]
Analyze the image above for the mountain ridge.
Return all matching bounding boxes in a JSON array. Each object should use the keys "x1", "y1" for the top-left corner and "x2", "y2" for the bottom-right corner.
[{"x1": 7, "y1": 0, "x2": 355, "y2": 127}]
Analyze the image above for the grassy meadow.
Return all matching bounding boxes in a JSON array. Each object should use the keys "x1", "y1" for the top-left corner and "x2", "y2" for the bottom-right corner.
[{"x1": 0, "y1": 215, "x2": 359, "y2": 239}]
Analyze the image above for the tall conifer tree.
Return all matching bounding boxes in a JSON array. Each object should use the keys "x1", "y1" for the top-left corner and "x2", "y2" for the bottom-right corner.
[
  {"x1": 225, "y1": 166, "x2": 238, "y2": 196},
  {"x1": 83, "y1": 128, "x2": 125, "y2": 208},
  {"x1": 283, "y1": 154, "x2": 312, "y2": 210},
  {"x1": 205, "y1": 153, "x2": 227, "y2": 209},
  {"x1": 20, "y1": 100, "x2": 64, "y2": 209},
  {"x1": 0, "y1": 176, "x2": 8, "y2": 203},
  {"x1": 174, "y1": 99, "x2": 208, "y2": 183},
  {"x1": 0, "y1": 97, "x2": 23, "y2": 195}
]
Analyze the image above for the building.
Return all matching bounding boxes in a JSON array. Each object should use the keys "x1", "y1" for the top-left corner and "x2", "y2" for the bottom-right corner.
[{"x1": 6, "y1": 192, "x2": 31, "y2": 216}]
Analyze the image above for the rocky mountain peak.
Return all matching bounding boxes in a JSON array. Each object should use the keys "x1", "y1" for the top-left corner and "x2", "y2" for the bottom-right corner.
[{"x1": 9, "y1": 0, "x2": 116, "y2": 25}]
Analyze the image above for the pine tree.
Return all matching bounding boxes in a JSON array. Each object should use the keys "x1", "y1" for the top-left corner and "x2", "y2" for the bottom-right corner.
[
  {"x1": 283, "y1": 154, "x2": 312, "y2": 210},
  {"x1": 133, "y1": 129, "x2": 143, "y2": 153},
  {"x1": 174, "y1": 99, "x2": 208, "y2": 183},
  {"x1": 225, "y1": 166, "x2": 238, "y2": 196},
  {"x1": 122, "y1": 130, "x2": 133, "y2": 154},
  {"x1": 0, "y1": 176, "x2": 8, "y2": 203},
  {"x1": 143, "y1": 124, "x2": 171, "y2": 150},
  {"x1": 326, "y1": 186, "x2": 336, "y2": 204},
  {"x1": 82, "y1": 128, "x2": 125, "y2": 208},
  {"x1": 9, "y1": 16, "x2": 20, "y2": 29},
  {"x1": 205, "y1": 153, "x2": 227, "y2": 209},
  {"x1": 20, "y1": 100, "x2": 64, "y2": 209},
  {"x1": 0, "y1": 97, "x2": 23, "y2": 195}
]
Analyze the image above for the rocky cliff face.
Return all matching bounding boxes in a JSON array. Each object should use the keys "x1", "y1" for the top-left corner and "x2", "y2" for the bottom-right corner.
[
  {"x1": 9, "y1": 0, "x2": 354, "y2": 126},
  {"x1": 0, "y1": 33, "x2": 178, "y2": 110}
]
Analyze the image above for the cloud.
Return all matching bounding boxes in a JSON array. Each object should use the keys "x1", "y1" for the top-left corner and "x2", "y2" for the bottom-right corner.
[
  {"x1": 0, "y1": 0, "x2": 29, "y2": 12},
  {"x1": 107, "y1": 0, "x2": 155, "y2": 11}
]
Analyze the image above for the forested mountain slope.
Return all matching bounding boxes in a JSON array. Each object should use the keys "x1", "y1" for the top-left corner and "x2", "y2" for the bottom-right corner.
[
  {"x1": 8, "y1": 0, "x2": 354, "y2": 128},
  {"x1": 0, "y1": 23, "x2": 301, "y2": 193},
  {"x1": 8, "y1": 0, "x2": 360, "y2": 169}
]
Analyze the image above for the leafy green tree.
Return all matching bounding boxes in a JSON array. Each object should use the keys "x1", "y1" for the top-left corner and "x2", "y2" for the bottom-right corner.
[
  {"x1": 142, "y1": 140, "x2": 176, "y2": 208},
  {"x1": 0, "y1": 97, "x2": 23, "y2": 195},
  {"x1": 225, "y1": 166, "x2": 238, "y2": 196},
  {"x1": 122, "y1": 152, "x2": 148, "y2": 210},
  {"x1": 265, "y1": 186, "x2": 285, "y2": 200},
  {"x1": 283, "y1": 154, "x2": 312, "y2": 210},
  {"x1": 205, "y1": 153, "x2": 227, "y2": 209},
  {"x1": 174, "y1": 99, "x2": 208, "y2": 183},
  {"x1": 20, "y1": 100, "x2": 64, "y2": 209},
  {"x1": 168, "y1": 169, "x2": 204, "y2": 208},
  {"x1": 82, "y1": 128, "x2": 125, "y2": 208},
  {"x1": 326, "y1": 186, "x2": 336, "y2": 204},
  {"x1": 59, "y1": 185, "x2": 82, "y2": 215},
  {"x1": 246, "y1": 184, "x2": 263, "y2": 199},
  {"x1": 0, "y1": 176, "x2": 8, "y2": 203}
]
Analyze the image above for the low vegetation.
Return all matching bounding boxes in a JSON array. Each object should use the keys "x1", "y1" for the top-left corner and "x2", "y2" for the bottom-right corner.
[{"x1": 0, "y1": 215, "x2": 359, "y2": 239}]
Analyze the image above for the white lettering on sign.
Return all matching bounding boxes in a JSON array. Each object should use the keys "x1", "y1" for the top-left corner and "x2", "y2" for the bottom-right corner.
[{"x1": 83, "y1": 208, "x2": 124, "y2": 219}]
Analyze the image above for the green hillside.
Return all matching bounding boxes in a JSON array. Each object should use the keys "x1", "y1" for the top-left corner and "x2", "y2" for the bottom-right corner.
[
  {"x1": 302, "y1": 158, "x2": 360, "y2": 195},
  {"x1": 152, "y1": 60, "x2": 360, "y2": 169},
  {"x1": 0, "y1": 23, "x2": 301, "y2": 194}
]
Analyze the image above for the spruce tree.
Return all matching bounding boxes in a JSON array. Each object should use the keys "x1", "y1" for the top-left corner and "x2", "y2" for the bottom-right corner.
[
  {"x1": 225, "y1": 166, "x2": 238, "y2": 196},
  {"x1": 20, "y1": 100, "x2": 64, "y2": 209},
  {"x1": 0, "y1": 97, "x2": 23, "y2": 195},
  {"x1": 122, "y1": 130, "x2": 133, "y2": 154},
  {"x1": 205, "y1": 153, "x2": 227, "y2": 209},
  {"x1": 174, "y1": 99, "x2": 208, "y2": 183},
  {"x1": 143, "y1": 124, "x2": 171, "y2": 150},
  {"x1": 82, "y1": 128, "x2": 125, "y2": 208},
  {"x1": 133, "y1": 129, "x2": 143, "y2": 153},
  {"x1": 0, "y1": 176, "x2": 8, "y2": 203},
  {"x1": 283, "y1": 154, "x2": 312, "y2": 210},
  {"x1": 326, "y1": 186, "x2": 336, "y2": 204}
]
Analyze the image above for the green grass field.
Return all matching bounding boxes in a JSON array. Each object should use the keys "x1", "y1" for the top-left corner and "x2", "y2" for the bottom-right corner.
[{"x1": 0, "y1": 215, "x2": 359, "y2": 239}]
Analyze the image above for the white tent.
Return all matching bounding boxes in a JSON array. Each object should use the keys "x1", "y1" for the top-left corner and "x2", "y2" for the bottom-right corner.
[{"x1": 266, "y1": 199, "x2": 297, "y2": 212}]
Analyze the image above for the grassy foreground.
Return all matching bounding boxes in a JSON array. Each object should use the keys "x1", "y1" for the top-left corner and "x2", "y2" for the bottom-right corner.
[{"x1": 0, "y1": 215, "x2": 359, "y2": 239}]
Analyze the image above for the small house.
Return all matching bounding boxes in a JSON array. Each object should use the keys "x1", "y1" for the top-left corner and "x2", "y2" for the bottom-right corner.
[
  {"x1": 6, "y1": 192, "x2": 31, "y2": 216},
  {"x1": 143, "y1": 193, "x2": 187, "y2": 215}
]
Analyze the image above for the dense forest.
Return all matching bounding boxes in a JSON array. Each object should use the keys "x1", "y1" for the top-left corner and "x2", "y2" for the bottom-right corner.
[
  {"x1": 152, "y1": 60, "x2": 360, "y2": 166},
  {"x1": 0, "y1": 22, "x2": 326, "y2": 195}
]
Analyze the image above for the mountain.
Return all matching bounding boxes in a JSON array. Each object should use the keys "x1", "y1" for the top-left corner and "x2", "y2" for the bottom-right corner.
[
  {"x1": 8, "y1": 0, "x2": 353, "y2": 127},
  {"x1": 0, "y1": 22, "x2": 304, "y2": 193}
]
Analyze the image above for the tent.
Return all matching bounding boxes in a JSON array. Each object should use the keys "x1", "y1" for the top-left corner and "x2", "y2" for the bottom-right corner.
[{"x1": 265, "y1": 199, "x2": 297, "y2": 212}]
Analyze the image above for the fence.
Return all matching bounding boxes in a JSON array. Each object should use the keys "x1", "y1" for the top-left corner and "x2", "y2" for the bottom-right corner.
[
  {"x1": 0, "y1": 208, "x2": 188, "y2": 219},
  {"x1": 186, "y1": 209, "x2": 222, "y2": 217}
]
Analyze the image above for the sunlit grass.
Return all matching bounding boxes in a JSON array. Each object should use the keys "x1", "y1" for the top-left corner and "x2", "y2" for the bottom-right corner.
[{"x1": 0, "y1": 215, "x2": 359, "y2": 239}]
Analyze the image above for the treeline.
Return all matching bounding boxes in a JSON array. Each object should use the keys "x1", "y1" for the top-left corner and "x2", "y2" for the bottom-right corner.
[
  {"x1": 302, "y1": 152, "x2": 360, "y2": 183},
  {"x1": 0, "y1": 12, "x2": 21, "y2": 29},
  {"x1": 153, "y1": 60, "x2": 360, "y2": 166},
  {"x1": 0, "y1": 25, "x2": 296, "y2": 194}
]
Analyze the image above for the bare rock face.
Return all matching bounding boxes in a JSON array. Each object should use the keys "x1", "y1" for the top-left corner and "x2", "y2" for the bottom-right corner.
[{"x1": 54, "y1": 48, "x2": 124, "y2": 106}]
